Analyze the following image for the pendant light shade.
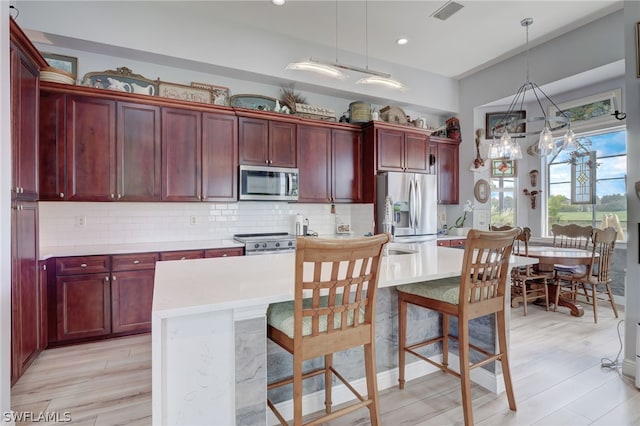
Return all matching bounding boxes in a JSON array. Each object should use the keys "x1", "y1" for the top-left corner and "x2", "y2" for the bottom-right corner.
[{"x1": 285, "y1": 60, "x2": 347, "y2": 80}]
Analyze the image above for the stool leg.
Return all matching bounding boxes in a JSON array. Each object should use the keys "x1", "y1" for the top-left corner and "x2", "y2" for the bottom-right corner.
[
  {"x1": 293, "y1": 351, "x2": 303, "y2": 426},
  {"x1": 522, "y1": 281, "x2": 528, "y2": 316},
  {"x1": 606, "y1": 283, "x2": 619, "y2": 318},
  {"x1": 497, "y1": 310, "x2": 517, "y2": 412},
  {"x1": 442, "y1": 314, "x2": 449, "y2": 368},
  {"x1": 364, "y1": 341, "x2": 381, "y2": 426},
  {"x1": 457, "y1": 316, "x2": 473, "y2": 426},
  {"x1": 324, "y1": 353, "x2": 333, "y2": 413},
  {"x1": 398, "y1": 294, "x2": 407, "y2": 389}
]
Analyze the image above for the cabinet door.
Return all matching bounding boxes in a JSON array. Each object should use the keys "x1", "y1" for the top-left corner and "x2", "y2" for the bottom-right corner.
[
  {"x1": 66, "y1": 96, "x2": 117, "y2": 201},
  {"x1": 11, "y1": 202, "x2": 42, "y2": 383},
  {"x1": 204, "y1": 247, "x2": 244, "y2": 258},
  {"x1": 297, "y1": 125, "x2": 331, "y2": 202},
  {"x1": 56, "y1": 273, "x2": 111, "y2": 341},
  {"x1": 39, "y1": 91, "x2": 66, "y2": 200},
  {"x1": 111, "y1": 269, "x2": 155, "y2": 334},
  {"x1": 238, "y1": 117, "x2": 269, "y2": 165},
  {"x1": 117, "y1": 102, "x2": 161, "y2": 201},
  {"x1": 332, "y1": 129, "x2": 362, "y2": 203},
  {"x1": 162, "y1": 108, "x2": 202, "y2": 201},
  {"x1": 11, "y1": 46, "x2": 39, "y2": 200},
  {"x1": 269, "y1": 121, "x2": 297, "y2": 167},
  {"x1": 435, "y1": 140, "x2": 459, "y2": 205},
  {"x1": 404, "y1": 132, "x2": 429, "y2": 172},
  {"x1": 159, "y1": 250, "x2": 204, "y2": 261},
  {"x1": 376, "y1": 128, "x2": 405, "y2": 171},
  {"x1": 202, "y1": 112, "x2": 238, "y2": 201}
]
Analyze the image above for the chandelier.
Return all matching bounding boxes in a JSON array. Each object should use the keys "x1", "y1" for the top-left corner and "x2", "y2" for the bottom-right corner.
[{"x1": 488, "y1": 18, "x2": 574, "y2": 160}]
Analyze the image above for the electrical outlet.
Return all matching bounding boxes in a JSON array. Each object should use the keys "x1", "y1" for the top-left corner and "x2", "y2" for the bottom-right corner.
[
  {"x1": 439, "y1": 212, "x2": 447, "y2": 224},
  {"x1": 76, "y1": 215, "x2": 86, "y2": 228},
  {"x1": 190, "y1": 215, "x2": 197, "y2": 225}
]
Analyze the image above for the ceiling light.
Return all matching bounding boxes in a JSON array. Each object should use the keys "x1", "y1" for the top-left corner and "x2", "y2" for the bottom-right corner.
[
  {"x1": 356, "y1": 75, "x2": 406, "y2": 90},
  {"x1": 396, "y1": 37, "x2": 408, "y2": 45},
  {"x1": 286, "y1": 60, "x2": 347, "y2": 79},
  {"x1": 271, "y1": 0, "x2": 285, "y2": 5},
  {"x1": 488, "y1": 18, "x2": 572, "y2": 161}
]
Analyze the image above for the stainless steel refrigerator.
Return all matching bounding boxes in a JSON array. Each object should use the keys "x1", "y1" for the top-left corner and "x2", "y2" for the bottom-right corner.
[{"x1": 376, "y1": 172, "x2": 438, "y2": 242}]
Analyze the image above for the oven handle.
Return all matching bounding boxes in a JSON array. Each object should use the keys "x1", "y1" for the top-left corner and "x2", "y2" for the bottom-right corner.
[
  {"x1": 245, "y1": 249, "x2": 294, "y2": 256},
  {"x1": 287, "y1": 173, "x2": 293, "y2": 196}
]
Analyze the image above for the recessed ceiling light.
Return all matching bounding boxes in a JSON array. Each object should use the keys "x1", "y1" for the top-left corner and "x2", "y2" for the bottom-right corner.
[
  {"x1": 396, "y1": 37, "x2": 409, "y2": 46},
  {"x1": 272, "y1": 0, "x2": 285, "y2": 5}
]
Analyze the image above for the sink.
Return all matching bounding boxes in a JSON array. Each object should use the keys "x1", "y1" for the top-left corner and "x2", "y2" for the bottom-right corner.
[{"x1": 385, "y1": 248, "x2": 417, "y2": 256}]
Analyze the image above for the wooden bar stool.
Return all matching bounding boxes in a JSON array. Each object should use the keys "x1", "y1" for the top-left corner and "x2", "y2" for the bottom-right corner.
[
  {"x1": 266, "y1": 233, "x2": 390, "y2": 426},
  {"x1": 397, "y1": 228, "x2": 520, "y2": 426}
]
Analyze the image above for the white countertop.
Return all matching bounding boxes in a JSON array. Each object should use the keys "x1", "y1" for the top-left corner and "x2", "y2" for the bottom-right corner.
[
  {"x1": 39, "y1": 239, "x2": 244, "y2": 260},
  {"x1": 152, "y1": 240, "x2": 537, "y2": 319}
]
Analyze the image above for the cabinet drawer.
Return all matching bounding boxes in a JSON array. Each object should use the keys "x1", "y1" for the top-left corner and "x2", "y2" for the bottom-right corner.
[
  {"x1": 111, "y1": 252, "x2": 159, "y2": 271},
  {"x1": 56, "y1": 255, "x2": 110, "y2": 275},
  {"x1": 450, "y1": 239, "x2": 466, "y2": 248},
  {"x1": 437, "y1": 240, "x2": 451, "y2": 247},
  {"x1": 159, "y1": 250, "x2": 204, "y2": 261},
  {"x1": 204, "y1": 247, "x2": 244, "y2": 258}
]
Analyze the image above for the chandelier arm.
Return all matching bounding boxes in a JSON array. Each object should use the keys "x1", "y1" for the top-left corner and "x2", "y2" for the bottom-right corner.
[
  {"x1": 534, "y1": 83, "x2": 571, "y2": 121},
  {"x1": 495, "y1": 84, "x2": 527, "y2": 133}
]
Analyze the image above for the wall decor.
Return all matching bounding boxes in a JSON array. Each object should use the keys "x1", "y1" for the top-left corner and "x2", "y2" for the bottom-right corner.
[
  {"x1": 523, "y1": 189, "x2": 541, "y2": 209},
  {"x1": 81, "y1": 67, "x2": 157, "y2": 95},
  {"x1": 485, "y1": 110, "x2": 526, "y2": 139},
  {"x1": 529, "y1": 169, "x2": 539, "y2": 187},
  {"x1": 191, "y1": 82, "x2": 230, "y2": 106},
  {"x1": 490, "y1": 159, "x2": 517, "y2": 178},
  {"x1": 548, "y1": 89, "x2": 620, "y2": 130},
  {"x1": 42, "y1": 52, "x2": 78, "y2": 78},
  {"x1": 230, "y1": 94, "x2": 277, "y2": 111},
  {"x1": 158, "y1": 81, "x2": 212, "y2": 103},
  {"x1": 473, "y1": 179, "x2": 490, "y2": 204}
]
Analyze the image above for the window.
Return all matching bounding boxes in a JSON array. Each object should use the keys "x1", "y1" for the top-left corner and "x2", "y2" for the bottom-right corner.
[
  {"x1": 490, "y1": 176, "x2": 516, "y2": 226},
  {"x1": 547, "y1": 127, "x2": 627, "y2": 238}
]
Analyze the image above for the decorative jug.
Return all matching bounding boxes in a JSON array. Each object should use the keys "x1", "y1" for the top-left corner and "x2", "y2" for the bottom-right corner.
[{"x1": 131, "y1": 82, "x2": 155, "y2": 96}]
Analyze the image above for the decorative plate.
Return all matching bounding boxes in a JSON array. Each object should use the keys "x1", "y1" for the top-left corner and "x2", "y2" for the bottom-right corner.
[
  {"x1": 474, "y1": 179, "x2": 490, "y2": 203},
  {"x1": 230, "y1": 94, "x2": 277, "y2": 111},
  {"x1": 380, "y1": 106, "x2": 407, "y2": 125}
]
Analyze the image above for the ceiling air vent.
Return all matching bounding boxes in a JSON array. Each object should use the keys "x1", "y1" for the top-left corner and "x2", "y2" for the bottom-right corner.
[{"x1": 430, "y1": 1, "x2": 464, "y2": 21}]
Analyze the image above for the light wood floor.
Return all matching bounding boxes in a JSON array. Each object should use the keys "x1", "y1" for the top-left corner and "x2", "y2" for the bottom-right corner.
[{"x1": 11, "y1": 305, "x2": 639, "y2": 425}]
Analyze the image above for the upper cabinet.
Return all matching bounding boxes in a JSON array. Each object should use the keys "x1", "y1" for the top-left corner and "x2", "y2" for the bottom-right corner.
[
  {"x1": 431, "y1": 136, "x2": 460, "y2": 205},
  {"x1": 364, "y1": 123, "x2": 430, "y2": 173},
  {"x1": 40, "y1": 90, "x2": 162, "y2": 201},
  {"x1": 297, "y1": 124, "x2": 362, "y2": 203},
  {"x1": 238, "y1": 115, "x2": 296, "y2": 167}
]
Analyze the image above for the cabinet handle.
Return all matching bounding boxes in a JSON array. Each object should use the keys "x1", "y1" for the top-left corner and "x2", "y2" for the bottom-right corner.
[
  {"x1": 222, "y1": 254, "x2": 228, "y2": 257},
  {"x1": 180, "y1": 256, "x2": 186, "y2": 260},
  {"x1": 80, "y1": 263, "x2": 87, "y2": 268},
  {"x1": 133, "y1": 260, "x2": 140, "y2": 264},
  {"x1": 59, "y1": 192, "x2": 64, "y2": 198},
  {"x1": 110, "y1": 194, "x2": 115, "y2": 199},
  {"x1": 104, "y1": 276, "x2": 109, "y2": 281},
  {"x1": 117, "y1": 194, "x2": 122, "y2": 199},
  {"x1": 112, "y1": 275, "x2": 117, "y2": 281},
  {"x1": 42, "y1": 264, "x2": 47, "y2": 271},
  {"x1": 19, "y1": 187, "x2": 23, "y2": 193}
]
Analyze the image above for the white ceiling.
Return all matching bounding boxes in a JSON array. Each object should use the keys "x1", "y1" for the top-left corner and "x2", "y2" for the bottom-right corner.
[{"x1": 213, "y1": 0, "x2": 623, "y2": 79}]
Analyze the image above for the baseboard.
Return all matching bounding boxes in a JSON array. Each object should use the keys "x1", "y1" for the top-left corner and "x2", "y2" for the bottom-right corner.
[{"x1": 268, "y1": 354, "x2": 503, "y2": 424}]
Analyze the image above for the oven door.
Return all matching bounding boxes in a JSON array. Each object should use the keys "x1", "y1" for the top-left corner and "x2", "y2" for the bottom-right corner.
[{"x1": 239, "y1": 165, "x2": 298, "y2": 201}]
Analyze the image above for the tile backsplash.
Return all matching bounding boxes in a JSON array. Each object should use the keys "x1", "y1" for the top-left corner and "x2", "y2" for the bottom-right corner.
[{"x1": 38, "y1": 202, "x2": 374, "y2": 249}]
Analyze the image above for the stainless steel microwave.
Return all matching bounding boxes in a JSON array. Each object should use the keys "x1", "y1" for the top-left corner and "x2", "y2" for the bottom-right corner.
[{"x1": 239, "y1": 165, "x2": 299, "y2": 201}]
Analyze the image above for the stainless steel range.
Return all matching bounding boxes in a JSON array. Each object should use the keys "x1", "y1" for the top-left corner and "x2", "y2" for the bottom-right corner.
[{"x1": 233, "y1": 232, "x2": 296, "y2": 255}]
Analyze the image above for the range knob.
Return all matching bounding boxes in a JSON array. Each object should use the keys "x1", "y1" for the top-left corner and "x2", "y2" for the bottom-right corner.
[
  {"x1": 288, "y1": 241, "x2": 294, "y2": 247},
  {"x1": 262, "y1": 243, "x2": 268, "y2": 248},
  {"x1": 254, "y1": 243, "x2": 260, "y2": 249},
  {"x1": 275, "y1": 242, "x2": 281, "y2": 247}
]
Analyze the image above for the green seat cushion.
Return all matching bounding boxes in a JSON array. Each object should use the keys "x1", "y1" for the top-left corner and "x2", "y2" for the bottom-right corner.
[
  {"x1": 396, "y1": 277, "x2": 460, "y2": 305},
  {"x1": 267, "y1": 295, "x2": 364, "y2": 339}
]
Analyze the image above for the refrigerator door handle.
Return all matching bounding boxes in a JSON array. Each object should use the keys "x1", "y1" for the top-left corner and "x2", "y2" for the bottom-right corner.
[
  {"x1": 415, "y1": 179, "x2": 422, "y2": 229},
  {"x1": 409, "y1": 178, "x2": 416, "y2": 231}
]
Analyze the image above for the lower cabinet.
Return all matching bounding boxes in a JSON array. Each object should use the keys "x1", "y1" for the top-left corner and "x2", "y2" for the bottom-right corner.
[
  {"x1": 48, "y1": 246, "x2": 244, "y2": 345},
  {"x1": 437, "y1": 238, "x2": 466, "y2": 248}
]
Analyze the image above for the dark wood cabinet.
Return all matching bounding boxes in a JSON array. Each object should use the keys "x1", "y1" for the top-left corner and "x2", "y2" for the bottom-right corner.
[
  {"x1": 431, "y1": 137, "x2": 460, "y2": 205},
  {"x1": 238, "y1": 116, "x2": 296, "y2": 167},
  {"x1": 11, "y1": 202, "x2": 44, "y2": 384},
  {"x1": 437, "y1": 238, "x2": 466, "y2": 248},
  {"x1": 117, "y1": 102, "x2": 161, "y2": 201},
  {"x1": 66, "y1": 95, "x2": 117, "y2": 201},
  {"x1": 55, "y1": 256, "x2": 111, "y2": 342},
  {"x1": 39, "y1": 90, "x2": 66, "y2": 200},
  {"x1": 202, "y1": 112, "x2": 238, "y2": 201},
  {"x1": 162, "y1": 108, "x2": 238, "y2": 202},
  {"x1": 369, "y1": 125, "x2": 429, "y2": 173},
  {"x1": 298, "y1": 125, "x2": 362, "y2": 203},
  {"x1": 204, "y1": 247, "x2": 244, "y2": 258},
  {"x1": 111, "y1": 253, "x2": 159, "y2": 334},
  {"x1": 159, "y1": 250, "x2": 204, "y2": 261}
]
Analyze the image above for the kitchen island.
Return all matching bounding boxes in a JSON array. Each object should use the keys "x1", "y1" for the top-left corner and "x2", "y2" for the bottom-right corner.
[{"x1": 152, "y1": 240, "x2": 537, "y2": 425}]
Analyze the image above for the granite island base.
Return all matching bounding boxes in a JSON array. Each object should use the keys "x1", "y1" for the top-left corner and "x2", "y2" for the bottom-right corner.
[{"x1": 151, "y1": 241, "x2": 537, "y2": 425}]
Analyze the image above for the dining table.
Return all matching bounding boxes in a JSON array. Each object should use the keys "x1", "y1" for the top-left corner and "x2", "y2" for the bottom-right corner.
[{"x1": 521, "y1": 245, "x2": 596, "y2": 317}]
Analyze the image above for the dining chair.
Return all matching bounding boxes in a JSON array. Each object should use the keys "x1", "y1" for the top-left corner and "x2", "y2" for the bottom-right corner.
[
  {"x1": 396, "y1": 228, "x2": 520, "y2": 426},
  {"x1": 555, "y1": 227, "x2": 618, "y2": 323},
  {"x1": 551, "y1": 223, "x2": 593, "y2": 282},
  {"x1": 266, "y1": 233, "x2": 390, "y2": 426},
  {"x1": 494, "y1": 226, "x2": 550, "y2": 315}
]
